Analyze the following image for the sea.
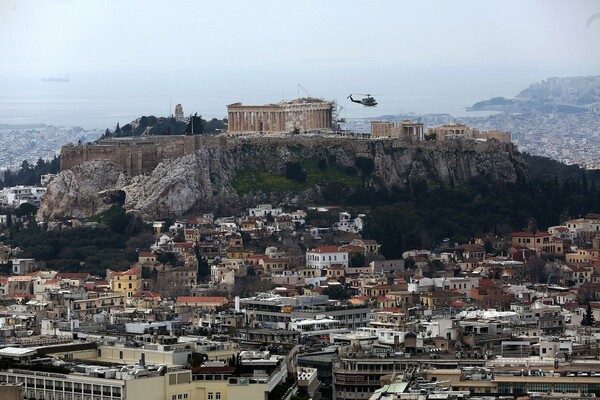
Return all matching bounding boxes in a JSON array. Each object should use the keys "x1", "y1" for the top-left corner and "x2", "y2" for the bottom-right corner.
[{"x1": 0, "y1": 65, "x2": 591, "y2": 130}]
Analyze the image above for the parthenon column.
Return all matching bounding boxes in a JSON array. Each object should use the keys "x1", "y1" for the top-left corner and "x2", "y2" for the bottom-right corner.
[{"x1": 268, "y1": 112, "x2": 273, "y2": 131}]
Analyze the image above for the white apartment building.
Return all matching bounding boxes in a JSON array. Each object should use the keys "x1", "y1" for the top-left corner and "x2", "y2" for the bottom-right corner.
[
  {"x1": 305, "y1": 246, "x2": 348, "y2": 270},
  {"x1": 247, "y1": 204, "x2": 282, "y2": 218},
  {"x1": 0, "y1": 185, "x2": 46, "y2": 207}
]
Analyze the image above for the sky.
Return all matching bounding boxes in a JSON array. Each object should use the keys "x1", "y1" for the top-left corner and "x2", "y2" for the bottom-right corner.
[{"x1": 0, "y1": 0, "x2": 599, "y2": 127}]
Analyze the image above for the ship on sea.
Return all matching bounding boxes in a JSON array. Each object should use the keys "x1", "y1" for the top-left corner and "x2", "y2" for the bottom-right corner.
[{"x1": 42, "y1": 74, "x2": 70, "y2": 82}]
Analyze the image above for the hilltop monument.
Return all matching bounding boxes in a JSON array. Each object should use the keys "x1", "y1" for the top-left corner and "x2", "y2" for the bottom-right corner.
[{"x1": 174, "y1": 104, "x2": 184, "y2": 121}]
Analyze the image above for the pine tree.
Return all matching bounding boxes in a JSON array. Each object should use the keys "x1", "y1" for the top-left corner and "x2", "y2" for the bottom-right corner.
[{"x1": 581, "y1": 303, "x2": 595, "y2": 327}]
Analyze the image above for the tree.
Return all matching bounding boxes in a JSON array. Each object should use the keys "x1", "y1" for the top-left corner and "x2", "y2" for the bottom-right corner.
[
  {"x1": 14, "y1": 203, "x2": 37, "y2": 219},
  {"x1": 323, "y1": 285, "x2": 350, "y2": 300},
  {"x1": 527, "y1": 218, "x2": 538, "y2": 235},
  {"x1": 186, "y1": 114, "x2": 204, "y2": 135},
  {"x1": 582, "y1": 303, "x2": 595, "y2": 327},
  {"x1": 317, "y1": 158, "x2": 328, "y2": 171},
  {"x1": 355, "y1": 157, "x2": 374, "y2": 176},
  {"x1": 349, "y1": 252, "x2": 365, "y2": 267},
  {"x1": 285, "y1": 162, "x2": 307, "y2": 183}
]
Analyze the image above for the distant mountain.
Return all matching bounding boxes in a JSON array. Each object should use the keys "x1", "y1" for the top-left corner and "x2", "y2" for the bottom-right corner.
[
  {"x1": 0, "y1": 123, "x2": 47, "y2": 129},
  {"x1": 468, "y1": 75, "x2": 600, "y2": 113}
]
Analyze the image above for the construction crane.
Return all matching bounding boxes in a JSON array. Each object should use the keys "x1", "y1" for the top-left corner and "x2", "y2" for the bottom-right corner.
[
  {"x1": 297, "y1": 84, "x2": 313, "y2": 98},
  {"x1": 333, "y1": 103, "x2": 346, "y2": 123}
]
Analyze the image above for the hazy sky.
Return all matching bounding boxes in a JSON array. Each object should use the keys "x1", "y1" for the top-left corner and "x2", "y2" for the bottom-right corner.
[
  {"x1": 0, "y1": 0, "x2": 599, "y2": 127},
  {"x1": 2, "y1": 0, "x2": 599, "y2": 73}
]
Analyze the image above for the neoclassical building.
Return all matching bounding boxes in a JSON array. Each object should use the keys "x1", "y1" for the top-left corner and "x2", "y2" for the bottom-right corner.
[{"x1": 227, "y1": 98, "x2": 334, "y2": 133}]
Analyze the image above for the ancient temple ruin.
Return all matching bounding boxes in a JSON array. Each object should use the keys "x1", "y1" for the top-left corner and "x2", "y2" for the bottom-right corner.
[{"x1": 227, "y1": 98, "x2": 334, "y2": 133}]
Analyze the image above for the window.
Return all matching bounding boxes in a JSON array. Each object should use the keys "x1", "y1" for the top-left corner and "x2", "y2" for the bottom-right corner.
[
  {"x1": 215, "y1": 393, "x2": 221, "y2": 400},
  {"x1": 529, "y1": 383, "x2": 550, "y2": 392},
  {"x1": 554, "y1": 383, "x2": 577, "y2": 393},
  {"x1": 208, "y1": 393, "x2": 213, "y2": 400},
  {"x1": 119, "y1": 351, "x2": 123, "y2": 359},
  {"x1": 498, "y1": 383, "x2": 511, "y2": 394}
]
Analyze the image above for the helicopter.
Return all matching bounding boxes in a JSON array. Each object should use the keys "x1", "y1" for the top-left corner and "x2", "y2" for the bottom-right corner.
[{"x1": 347, "y1": 94, "x2": 378, "y2": 107}]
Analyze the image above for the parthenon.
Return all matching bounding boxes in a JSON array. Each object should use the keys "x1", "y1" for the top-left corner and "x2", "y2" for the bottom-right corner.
[{"x1": 227, "y1": 98, "x2": 334, "y2": 134}]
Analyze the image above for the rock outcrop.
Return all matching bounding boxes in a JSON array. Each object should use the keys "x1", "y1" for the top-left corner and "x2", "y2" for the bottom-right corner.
[
  {"x1": 37, "y1": 160, "x2": 128, "y2": 220},
  {"x1": 39, "y1": 136, "x2": 526, "y2": 221}
]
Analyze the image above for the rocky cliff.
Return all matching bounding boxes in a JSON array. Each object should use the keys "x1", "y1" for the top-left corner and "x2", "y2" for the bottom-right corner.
[{"x1": 38, "y1": 136, "x2": 525, "y2": 220}]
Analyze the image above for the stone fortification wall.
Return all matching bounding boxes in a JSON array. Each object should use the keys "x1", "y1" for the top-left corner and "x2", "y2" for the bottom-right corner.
[
  {"x1": 61, "y1": 134, "x2": 516, "y2": 175},
  {"x1": 45, "y1": 134, "x2": 522, "y2": 221},
  {"x1": 60, "y1": 135, "x2": 227, "y2": 175}
]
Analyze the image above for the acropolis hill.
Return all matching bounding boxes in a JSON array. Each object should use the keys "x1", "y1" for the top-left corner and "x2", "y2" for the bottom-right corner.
[
  {"x1": 45, "y1": 131, "x2": 522, "y2": 220},
  {"x1": 60, "y1": 133, "x2": 515, "y2": 176},
  {"x1": 43, "y1": 97, "x2": 521, "y2": 220}
]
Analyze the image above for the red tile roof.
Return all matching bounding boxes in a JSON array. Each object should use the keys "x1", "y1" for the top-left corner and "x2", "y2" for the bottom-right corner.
[
  {"x1": 133, "y1": 290, "x2": 161, "y2": 298},
  {"x1": 311, "y1": 246, "x2": 345, "y2": 253},
  {"x1": 174, "y1": 242, "x2": 194, "y2": 248},
  {"x1": 56, "y1": 273, "x2": 90, "y2": 279},
  {"x1": 507, "y1": 231, "x2": 552, "y2": 237},
  {"x1": 176, "y1": 296, "x2": 227, "y2": 304},
  {"x1": 339, "y1": 245, "x2": 364, "y2": 252},
  {"x1": 110, "y1": 267, "x2": 141, "y2": 276}
]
